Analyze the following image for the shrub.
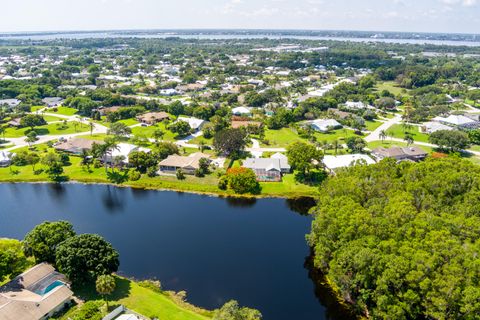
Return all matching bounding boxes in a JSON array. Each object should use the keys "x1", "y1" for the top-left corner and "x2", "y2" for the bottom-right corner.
[
  {"x1": 146, "y1": 166, "x2": 158, "y2": 177},
  {"x1": 226, "y1": 167, "x2": 259, "y2": 194},
  {"x1": 128, "y1": 170, "x2": 141, "y2": 181},
  {"x1": 176, "y1": 169, "x2": 185, "y2": 180},
  {"x1": 93, "y1": 159, "x2": 101, "y2": 168},
  {"x1": 218, "y1": 175, "x2": 228, "y2": 190}
]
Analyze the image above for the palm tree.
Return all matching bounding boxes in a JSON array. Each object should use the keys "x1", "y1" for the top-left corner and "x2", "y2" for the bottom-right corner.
[
  {"x1": 379, "y1": 130, "x2": 387, "y2": 143},
  {"x1": 96, "y1": 275, "x2": 116, "y2": 309},
  {"x1": 152, "y1": 128, "x2": 164, "y2": 143},
  {"x1": 0, "y1": 125, "x2": 6, "y2": 144},
  {"x1": 332, "y1": 139, "x2": 339, "y2": 155},
  {"x1": 404, "y1": 134, "x2": 414, "y2": 146},
  {"x1": 89, "y1": 121, "x2": 95, "y2": 136}
]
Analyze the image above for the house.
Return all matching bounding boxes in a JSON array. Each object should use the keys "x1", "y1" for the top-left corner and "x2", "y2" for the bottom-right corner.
[
  {"x1": 323, "y1": 154, "x2": 375, "y2": 172},
  {"x1": 42, "y1": 97, "x2": 64, "y2": 108},
  {"x1": 421, "y1": 122, "x2": 453, "y2": 134},
  {"x1": 98, "y1": 106, "x2": 122, "y2": 116},
  {"x1": 433, "y1": 115, "x2": 480, "y2": 129},
  {"x1": 231, "y1": 106, "x2": 252, "y2": 116},
  {"x1": 136, "y1": 112, "x2": 170, "y2": 125},
  {"x1": 54, "y1": 138, "x2": 103, "y2": 155},
  {"x1": 159, "y1": 152, "x2": 211, "y2": 175},
  {"x1": 0, "y1": 263, "x2": 73, "y2": 320},
  {"x1": 159, "y1": 88, "x2": 179, "y2": 96},
  {"x1": 372, "y1": 146, "x2": 428, "y2": 162},
  {"x1": 177, "y1": 117, "x2": 205, "y2": 131},
  {"x1": 0, "y1": 99, "x2": 21, "y2": 109},
  {"x1": 344, "y1": 101, "x2": 373, "y2": 110},
  {"x1": 176, "y1": 83, "x2": 206, "y2": 92},
  {"x1": 0, "y1": 151, "x2": 13, "y2": 167},
  {"x1": 231, "y1": 120, "x2": 262, "y2": 129},
  {"x1": 243, "y1": 156, "x2": 291, "y2": 182},
  {"x1": 7, "y1": 118, "x2": 21, "y2": 127},
  {"x1": 310, "y1": 119, "x2": 342, "y2": 132},
  {"x1": 327, "y1": 108, "x2": 351, "y2": 120}
]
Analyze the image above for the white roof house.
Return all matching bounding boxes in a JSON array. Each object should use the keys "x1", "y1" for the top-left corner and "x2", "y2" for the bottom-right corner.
[
  {"x1": 421, "y1": 122, "x2": 453, "y2": 134},
  {"x1": 344, "y1": 101, "x2": 373, "y2": 110},
  {"x1": 103, "y1": 143, "x2": 150, "y2": 164},
  {"x1": 323, "y1": 154, "x2": 376, "y2": 171},
  {"x1": 177, "y1": 117, "x2": 206, "y2": 131},
  {"x1": 310, "y1": 119, "x2": 342, "y2": 132},
  {"x1": 270, "y1": 152, "x2": 288, "y2": 160},
  {"x1": 0, "y1": 99, "x2": 21, "y2": 109},
  {"x1": 433, "y1": 115, "x2": 479, "y2": 128},
  {"x1": 0, "y1": 151, "x2": 13, "y2": 167},
  {"x1": 231, "y1": 106, "x2": 252, "y2": 116}
]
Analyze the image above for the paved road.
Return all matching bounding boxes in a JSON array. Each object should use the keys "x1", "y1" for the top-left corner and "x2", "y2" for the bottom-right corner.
[{"x1": 365, "y1": 115, "x2": 402, "y2": 142}]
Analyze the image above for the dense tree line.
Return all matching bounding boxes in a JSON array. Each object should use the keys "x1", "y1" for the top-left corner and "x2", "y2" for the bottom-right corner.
[{"x1": 308, "y1": 158, "x2": 480, "y2": 319}]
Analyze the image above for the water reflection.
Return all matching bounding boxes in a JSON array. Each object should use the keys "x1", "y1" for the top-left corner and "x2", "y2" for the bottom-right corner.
[
  {"x1": 304, "y1": 255, "x2": 358, "y2": 320},
  {"x1": 46, "y1": 183, "x2": 66, "y2": 202},
  {"x1": 101, "y1": 186, "x2": 126, "y2": 213},
  {"x1": 225, "y1": 197, "x2": 257, "y2": 208},
  {"x1": 286, "y1": 197, "x2": 316, "y2": 216}
]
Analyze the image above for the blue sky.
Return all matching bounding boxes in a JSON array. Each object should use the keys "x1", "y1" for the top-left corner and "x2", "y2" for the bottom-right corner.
[{"x1": 0, "y1": 0, "x2": 479, "y2": 33}]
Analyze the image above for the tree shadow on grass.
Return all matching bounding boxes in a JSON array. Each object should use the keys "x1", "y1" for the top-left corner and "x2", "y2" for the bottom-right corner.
[
  {"x1": 73, "y1": 277, "x2": 132, "y2": 303},
  {"x1": 294, "y1": 171, "x2": 328, "y2": 186}
]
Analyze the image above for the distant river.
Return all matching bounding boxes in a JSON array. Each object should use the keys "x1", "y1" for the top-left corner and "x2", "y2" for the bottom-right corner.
[
  {"x1": 1, "y1": 31, "x2": 480, "y2": 47},
  {"x1": 0, "y1": 183, "x2": 353, "y2": 320}
]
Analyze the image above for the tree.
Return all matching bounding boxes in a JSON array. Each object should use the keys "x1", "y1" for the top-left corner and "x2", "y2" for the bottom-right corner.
[
  {"x1": 152, "y1": 128, "x2": 165, "y2": 142},
  {"x1": 345, "y1": 137, "x2": 367, "y2": 153},
  {"x1": 128, "y1": 151, "x2": 157, "y2": 173},
  {"x1": 0, "y1": 125, "x2": 5, "y2": 142},
  {"x1": 41, "y1": 152, "x2": 64, "y2": 180},
  {"x1": 154, "y1": 142, "x2": 179, "y2": 160},
  {"x1": 379, "y1": 130, "x2": 387, "y2": 142},
  {"x1": 286, "y1": 141, "x2": 322, "y2": 174},
  {"x1": 0, "y1": 239, "x2": 30, "y2": 283},
  {"x1": 25, "y1": 152, "x2": 40, "y2": 172},
  {"x1": 307, "y1": 157, "x2": 480, "y2": 319},
  {"x1": 225, "y1": 167, "x2": 259, "y2": 194},
  {"x1": 89, "y1": 121, "x2": 95, "y2": 136},
  {"x1": 213, "y1": 128, "x2": 248, "y2": 157},
  {"x1": 169, "y1": 120, "x2": 191, "y2": 137},
  {"x1": 108, "y1": 122, "x2": 132, "y2": 138},
  {"x1": 56, "y1": 234, "x2": 119, "y2": 285},
  {"x1": 429, "y1": 130, "x2": 470, "y2": 152},
  {"x1": 23, "y1": 221, "x2": 76, "y2": 264},
  {"x1": 96, "y1": 274, "x2": 116, "y2": 308},
  {"x1": 25, "y1": 131, "x2": 38, "y2": 148},
  {"x1": 213, "y1": 300, "x2": 262, "y2": 320},
  {"x1": 20, "y1": 114, "x2": 46, "y2": 130},
  {"x1": 404, "y1": 133, "x2": 414, "y2": 146}
]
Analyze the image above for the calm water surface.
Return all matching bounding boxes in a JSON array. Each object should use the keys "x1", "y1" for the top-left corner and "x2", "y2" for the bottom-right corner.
[{"x1": 0, "y1": 183, "x2": 351, "y2": 320}]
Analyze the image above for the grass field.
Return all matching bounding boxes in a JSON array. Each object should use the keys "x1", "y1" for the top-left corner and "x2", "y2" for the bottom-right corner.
[
  {"x1": 61, "y1": 277, "x2": 211, "y2": 320},
  {"x1": 4, "y1": 121, "x2": 90, "y2": 138},
  {"x1": 375, "y1": 81, "x2": 410, "y2": 96},
  {"x1": 386, "y1": 124, "x2": 430, "y2": 143},
  {"x1": 43, "y1": 115, "x2": 65, "y2": 123},
  {"x1": 365, "y1": 120, "x2": 384, "y2": 131},
  {"x1": 131, "y1": 123, "x2": 177, "y2": 141},
  {"x1": 45, "y1": 106, "x2": 78, "y2": 116}
]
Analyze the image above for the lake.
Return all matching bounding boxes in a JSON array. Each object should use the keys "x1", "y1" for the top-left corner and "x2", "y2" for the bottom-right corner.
[{"x1": 0, "y1": 183, "x2": 352, "y2": 320}]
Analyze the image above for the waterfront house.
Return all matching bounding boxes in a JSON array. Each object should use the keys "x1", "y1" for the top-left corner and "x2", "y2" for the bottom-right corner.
[
  {"x1": 0, "y1": 151, "x2": 13, "y2": 167},
  {"x1": 159, "y1": 152, "x2": 211, "y2": 175},
  {"x1": 103, "y1": 143, "x2": 149, "y2": 165},
  {"x1": 0, "y1": 263, "x2": 73, "y2": 320},
  {"x1": 243, "y1": 156, "x2": 291, "y2": 182},
  {"x1": 54, "y1": 138, "x2": 103, "y2": 155}
]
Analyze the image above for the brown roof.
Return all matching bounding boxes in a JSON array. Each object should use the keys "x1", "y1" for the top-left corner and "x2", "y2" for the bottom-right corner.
[
  {"x1": 231, "y1": 121, "x2": 262, "y2": 129},
  {"x1": 54, "y1": 138, "x2": 103, "y2": 154},
  {"x1": 160, "y1": 152, "x2": 211, "y2": 170},
  {"x1": 100, "y1": 106, "x2": 122, "y2": 114},
  {"x1": 373, "y1": 146, "x2": 427, "y2": 159},
  {"x1": 136, "y1": 112, "x2": 170, "y2": 123}
]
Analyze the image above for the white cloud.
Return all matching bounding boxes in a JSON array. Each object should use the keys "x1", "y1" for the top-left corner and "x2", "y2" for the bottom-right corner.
[{"x1": 440, "y1": 0, "x2": 477, "y2": 6}]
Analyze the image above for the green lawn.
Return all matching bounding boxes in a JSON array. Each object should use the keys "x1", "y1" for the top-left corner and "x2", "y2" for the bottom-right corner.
[
  {"x1": 4, "y1": 122, "x2": 90, "y2": 138},
  {"x1": 131, "y1": 123, "x2": 177, "y2": 141},
  {"x1": 367, "y1": 140, "x2": 435, "y2": 154},
  {"x1": 189, "y1": 135, "x2": 213, "y2": 146},
  {"x1": 375, "y1": 81, "x2": 410, "y2": 96},
  {"x1": 45, "y1": 106, "x2": 78, "y2": 116},
  {"x1": 31, "y1": 106, "x2": 45, "y2": 112},
  {"x1": 386, "y1": 124, "x2": 430, "y2": 143},
  {"x1": 365, "y1": 120, "x2": 383, "y2": 131},
  {"x1": 43, "y1": 115, "x2": 65, "y2": 123},
  {"x1": 64, "y1": 277, "x2": 211, "y2": 320},
  {"x1": 118, "y1": 118, "x2": 140, "y2": 126}
]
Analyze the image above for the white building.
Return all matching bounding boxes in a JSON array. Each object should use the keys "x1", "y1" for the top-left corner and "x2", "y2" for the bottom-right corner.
[
  {"x1": 433, "y1": 115, "x2": 480, "y2": 129},
  {"x1": 177, "y1": 117, "x2": 206, "y2": 131},
  {"x1": 310, "y1": 119, "x2": 342, "y2": 132},
  {"x1": 323, "y1": 154, "x2": 376, "y2": 172},
  {"x1": 344, "y1": 101, "x2": 373, "y2": 110},
  {"x1": 231, "y1": 106, "x2": 252, "y2": 116}
]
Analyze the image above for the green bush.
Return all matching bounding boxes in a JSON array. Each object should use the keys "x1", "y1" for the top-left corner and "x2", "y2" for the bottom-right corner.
[
  {"x1": 128, "y1": 170, "x2": 141, "y2": 181},
  {"x1": 218, "y1": 175, "x2": 228, "y2": 190}
]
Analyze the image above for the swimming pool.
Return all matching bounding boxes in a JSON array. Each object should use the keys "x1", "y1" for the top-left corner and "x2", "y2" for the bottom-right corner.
[{"x1": 36, "y1": 280, "x2": 65, "y2": 295}]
